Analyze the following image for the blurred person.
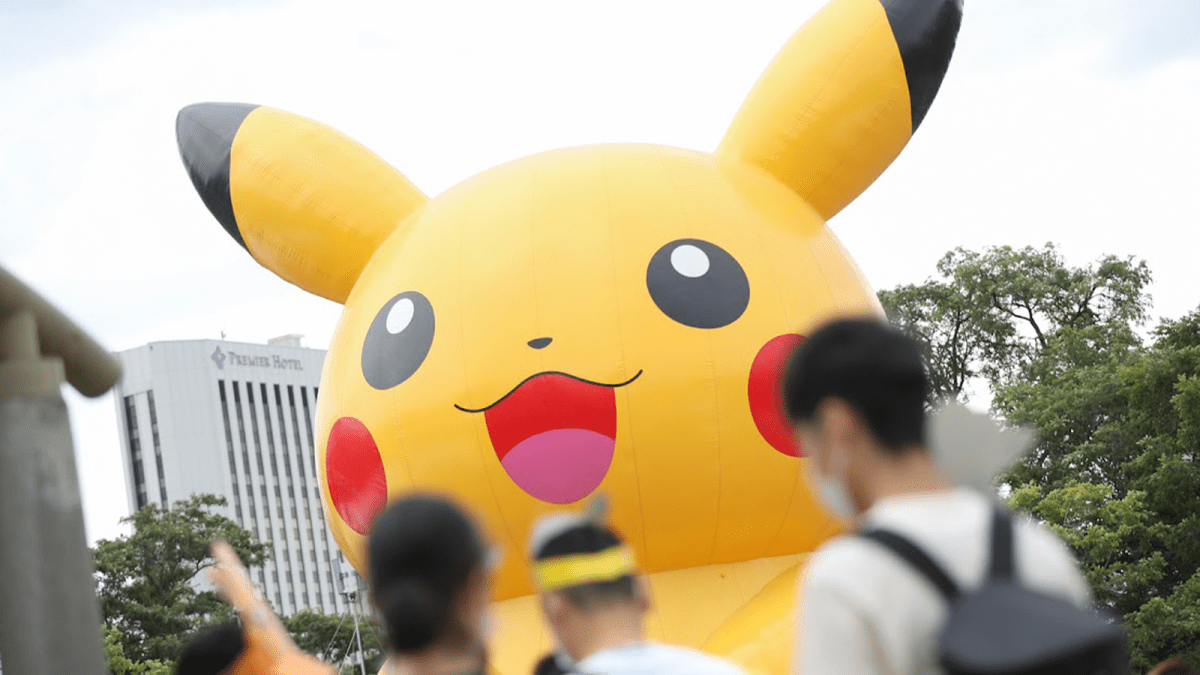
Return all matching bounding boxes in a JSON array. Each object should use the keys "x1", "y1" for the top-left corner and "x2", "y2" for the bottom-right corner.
[
  {"x1": 175, "y1": 622, "x2": 246, "y2": 675},
  {"x1": 1149, "y1": 661, "x2": 1197, "y2": 675},
  {"x1": 783, "y1": 318, "x2": 1098, "y2": 675},
  {"x1": 201, "y1": 541, "x2": 334, "y2": 675},
  {"x1": 531, "y1": 653, "x2": 571, "y2": 675},
  {"x1": 369, "y1": 494, "x2": 495, "y2": 675},
  {"x1": 527, "y1": 496, "x2": 745, "y2": 675}
]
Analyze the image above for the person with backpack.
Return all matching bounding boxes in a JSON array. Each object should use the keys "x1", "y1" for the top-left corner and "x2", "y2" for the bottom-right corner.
[{"x1": 782, "y1": 318, "x2": 1128, "y2": 675}]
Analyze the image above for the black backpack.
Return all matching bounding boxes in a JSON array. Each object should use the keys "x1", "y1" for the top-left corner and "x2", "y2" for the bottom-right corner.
[{"x1": 860, "y1": 507, "x2": 1129, "y2": 675}]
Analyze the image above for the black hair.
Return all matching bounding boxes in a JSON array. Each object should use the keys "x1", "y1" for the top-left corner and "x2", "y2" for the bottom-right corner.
[
  {"x1": 368, "y1": 495, "x2": 487, "y2": 654},
  {"x1": 783, "y1": 318, "x2": 929, "y2": 453},
  {"x1": 534, "y1": 524, "x2": 635, "y2": 610},
  {"x1": 175, "y1": 622, "x2": 244, "y2": 675},
  {"x1": 533, "y1": 653, "x2": 571, "y2": 675}
]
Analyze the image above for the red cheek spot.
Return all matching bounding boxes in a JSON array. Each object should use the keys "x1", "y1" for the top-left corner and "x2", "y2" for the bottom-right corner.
[
  {"x1": 748, "y1": 334, "x2": 806, "y2": 457},
  {"x1": 326, "y1": 417, "x2": 388, "y2": 535}
]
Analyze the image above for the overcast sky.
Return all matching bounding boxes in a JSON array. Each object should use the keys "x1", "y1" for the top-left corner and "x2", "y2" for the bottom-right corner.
[{"x1": 2, "y1": 0, "x2": 1198, "y2": 544}]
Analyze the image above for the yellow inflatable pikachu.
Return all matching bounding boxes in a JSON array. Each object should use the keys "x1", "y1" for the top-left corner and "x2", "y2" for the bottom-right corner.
[{"x1": 176, "y1": 0, "x2": 962, "y2": 672}]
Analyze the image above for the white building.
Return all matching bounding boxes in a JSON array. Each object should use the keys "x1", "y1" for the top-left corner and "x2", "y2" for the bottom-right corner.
[{"x1": 114, "y1": 336, "x2": 363, "y2": 616}]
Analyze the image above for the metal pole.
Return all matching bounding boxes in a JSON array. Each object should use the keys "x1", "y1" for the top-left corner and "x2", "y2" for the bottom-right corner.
[{"x1": 352, "y1": 593, "x2": 367, "y2": 675}]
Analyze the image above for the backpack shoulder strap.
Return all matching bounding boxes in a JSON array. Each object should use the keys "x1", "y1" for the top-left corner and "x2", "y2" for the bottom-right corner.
[
  {"x1": 859, "y1": 529, "x2": 960, "y2": 600},
  {"x1": 989, "y1": 506, "x2": 1016, "y2": 582}
]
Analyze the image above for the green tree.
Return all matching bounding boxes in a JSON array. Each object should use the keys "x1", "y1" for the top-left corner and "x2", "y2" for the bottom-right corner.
[
  {"x1": 879, "y1": 243, "x2": 1151, "y2": 401},
  {"x1": 286, "y1": 609, "x2": 385, "y2": 673},
  {"x1": 103, "y1": 626, "x2": 172, "y2": 675},
  {"x1": 881, "y1": 245, "x2": 1198, "y2": 668},
  {"x1": 1001, "y1": 310, "x2": 1200, "y2": 668},
  {"x1": 93, "y1": 494, "x2": 270, "y2": 663}
]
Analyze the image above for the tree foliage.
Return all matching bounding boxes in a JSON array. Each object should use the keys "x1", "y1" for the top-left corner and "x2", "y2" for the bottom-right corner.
[
  {"x1": 881, "y1": 245, "x2": 1198, "y2": 668},
  {"x1": 104, "y1": 626, "x2": 172, "y2": 675},
  {"x1": 93, "y1": 494, "x2": 270, "y2": 664},
  {"x1": 879, "y1": 244, "x2": 1151, "y2": 401},
  {"x1": 1001, "y1": 310, "x2": 1200, "y2": 668},
  {"x1": 285, "y1": 609, "x2": 385, "y2": 673}
]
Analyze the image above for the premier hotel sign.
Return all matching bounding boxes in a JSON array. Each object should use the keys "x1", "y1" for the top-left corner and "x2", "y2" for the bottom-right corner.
[{"x1": 211, "y1": 345, "x2": 303, "y2": 371}]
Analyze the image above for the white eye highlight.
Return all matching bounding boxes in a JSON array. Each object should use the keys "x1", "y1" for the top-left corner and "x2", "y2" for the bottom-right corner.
[
  {"x1": 386, "y1": 298, "x2": 415, "y2": 334},
  {"x1": 671, "y1": 244, "x2": 710, "y2": 278}
]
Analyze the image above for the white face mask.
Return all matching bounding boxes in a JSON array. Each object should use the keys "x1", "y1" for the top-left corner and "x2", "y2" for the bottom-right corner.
[
  {"x1": 553, "y1": 637, "x2": 576, "y2": 670},
  {"x1": 801, "y1": 432, "x2": 856, "y2": 520},
  {"x1": 478, "y1": 609, "x2": 497, "y2": 641}
]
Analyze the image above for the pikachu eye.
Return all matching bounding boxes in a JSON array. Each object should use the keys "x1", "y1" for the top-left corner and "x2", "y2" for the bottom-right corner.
[
  {"x1": 646, "y1": 239, "x2": 750, "y2": 329},
  {"x1": 362, "y1": 291, "x2": 435, "y2": 389}
]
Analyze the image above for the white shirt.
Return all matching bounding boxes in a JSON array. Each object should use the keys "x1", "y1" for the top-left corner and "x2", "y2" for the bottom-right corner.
[
  {"x1": 575, "y1": 641, "x2": 746, "y2": 675},
  {"x1": 796, "y1": 488, "x2": 1093, "y2": 675}
]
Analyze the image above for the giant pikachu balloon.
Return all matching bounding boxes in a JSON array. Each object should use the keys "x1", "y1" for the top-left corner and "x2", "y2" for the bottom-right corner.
[{"x1": 177, "y1": 0, "x2": 961, "y2": 672}]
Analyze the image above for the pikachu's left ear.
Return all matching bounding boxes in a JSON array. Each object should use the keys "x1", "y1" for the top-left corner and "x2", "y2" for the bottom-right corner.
[
  {"x1": 177, "y1": 103, "x2": 427, "y2": 304},
  {"x1": 717, "y1": 0, "x2": 962, "y2": 220}
]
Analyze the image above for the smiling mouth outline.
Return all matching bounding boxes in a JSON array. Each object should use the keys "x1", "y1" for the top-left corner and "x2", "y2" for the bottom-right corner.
[{"x1": 454, "y1": 370, "x2": 644, "y2": 414}]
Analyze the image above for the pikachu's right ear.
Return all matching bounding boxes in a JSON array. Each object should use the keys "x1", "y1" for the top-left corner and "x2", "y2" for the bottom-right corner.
[{"x1": 176, "y1": 103, "x2": 427, "y2": 304}]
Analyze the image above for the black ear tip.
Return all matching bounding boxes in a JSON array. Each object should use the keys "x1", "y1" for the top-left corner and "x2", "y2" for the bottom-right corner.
[
  {"x1": 176, "y1": 103, "x2": 260, "y2": 251},
  {"x1": 881, "y1": 0, "x2": 964, "y2": 132},
  {"x1": 175, "y1": 102, "x2": 259, "y2": 148}
]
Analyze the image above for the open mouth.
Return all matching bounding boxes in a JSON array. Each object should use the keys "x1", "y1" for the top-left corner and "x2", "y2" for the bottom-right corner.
[{"x1": 456, "y1": 370, "x2": 641, "y2": 504}]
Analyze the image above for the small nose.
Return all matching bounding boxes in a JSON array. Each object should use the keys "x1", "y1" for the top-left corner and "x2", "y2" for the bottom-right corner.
[{"x1": 527, "y1": 337, "x2": 553, "y2": 350}]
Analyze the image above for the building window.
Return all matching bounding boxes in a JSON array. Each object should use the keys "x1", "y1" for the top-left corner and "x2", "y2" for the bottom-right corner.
[
  {"x1": 123, "y1": 396, "x2": 148, "y2": 510},
  {"x1": 147, "y1": 391, "x2": 168, "y2": 507},
  {"x1": 232, "y1": 382, "x2": 257, "y2": 516},
  {"x1": 219, "y1": 381, "x2": 239, "y2": 478},
  {"x1": 300, "y1": 387, "x2": 316, "y2": 477},
  {"x1": 287, "y1": 386, "x2": 308, "y2": 488},
  {"x1": 274, "y1": 385, "x2": 298, "y2": 484},
  {"x1": 247, "y1": 384, "x2": 266, "y2": 476}
]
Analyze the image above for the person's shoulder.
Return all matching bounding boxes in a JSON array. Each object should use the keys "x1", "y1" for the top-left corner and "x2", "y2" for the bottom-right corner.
[
  {"x1": 578, "y1": 643, "x2": 745, "y2": 675},
  {"x1": 644, "y1": 643, "x2": 746, "y2": 674},
  {"x1": 1012, "y1": 513, "x2": 1092, "y2": 605},
  {"x1": 803, "y1": 534, "x2": 889, "y2": 588}
]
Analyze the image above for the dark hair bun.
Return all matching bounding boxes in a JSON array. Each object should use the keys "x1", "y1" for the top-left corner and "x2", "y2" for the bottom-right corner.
[
  {"x1": 379, "y1": 578, "x2": 445, "y2": 652},
  {"x1": 368, "y1": 496, "x2": 485, "y2": 654}
]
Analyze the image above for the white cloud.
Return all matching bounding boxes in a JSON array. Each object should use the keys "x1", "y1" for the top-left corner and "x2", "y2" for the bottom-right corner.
[{"x1": 2, "y1": 0, "x2": 1197, "y2": 543}]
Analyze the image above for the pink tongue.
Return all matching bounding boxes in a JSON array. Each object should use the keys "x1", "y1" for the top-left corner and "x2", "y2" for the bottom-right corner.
[{"x1": 500, "y1": 428, "x2": 615, "y2": 504}]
